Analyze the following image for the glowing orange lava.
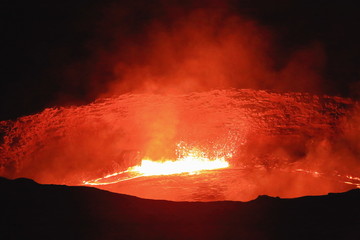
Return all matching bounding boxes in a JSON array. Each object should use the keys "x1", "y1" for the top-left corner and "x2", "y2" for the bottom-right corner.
[
  {"x1": 1, "y1": 89, "x2": 359, "y2": 201},
  {"x1": 83, "y1": 143, "x2": 231, "y2": 186}
]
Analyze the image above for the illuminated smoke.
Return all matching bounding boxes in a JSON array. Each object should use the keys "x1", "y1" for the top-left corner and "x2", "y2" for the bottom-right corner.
[{"x1": 70, "y1": 2, "x2": 326, "y2": 100}]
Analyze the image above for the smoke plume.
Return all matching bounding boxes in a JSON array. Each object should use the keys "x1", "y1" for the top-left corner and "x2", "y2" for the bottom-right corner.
[{"x1": 74, "y1": 2, "x2": 326, "y2": 98}]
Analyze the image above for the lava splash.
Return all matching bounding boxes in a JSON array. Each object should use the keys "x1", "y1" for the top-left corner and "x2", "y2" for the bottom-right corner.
[{"x1": 83, "y1": 142, "x2": 230, "y2": 186}]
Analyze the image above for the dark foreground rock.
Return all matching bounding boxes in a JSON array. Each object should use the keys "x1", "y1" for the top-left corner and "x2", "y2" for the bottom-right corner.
[{"x1": 1, "y1": 177, "x2": 359, "y2": 240}]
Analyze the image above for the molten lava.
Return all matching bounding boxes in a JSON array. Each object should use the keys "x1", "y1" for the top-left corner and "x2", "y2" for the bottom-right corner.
[
  {"x1": 1, "y1": 89, "x2": 359, "y2": 201},
  {"x1": 133, "y1": 157, "x2": 229, "y2": 176},
  {"x1": 83, "y1": 143, "x2": 230, "y2": 185}
]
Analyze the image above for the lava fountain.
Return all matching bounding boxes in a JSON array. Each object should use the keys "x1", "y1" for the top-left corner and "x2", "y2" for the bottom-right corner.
[{"x1": 1, "y1": 89, "x2": 359, "y2": 201}]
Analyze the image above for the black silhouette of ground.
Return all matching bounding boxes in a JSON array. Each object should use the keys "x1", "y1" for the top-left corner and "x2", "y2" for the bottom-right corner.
[{"x1": 1, "y1": 177, "x2": 359, "y2": 240}]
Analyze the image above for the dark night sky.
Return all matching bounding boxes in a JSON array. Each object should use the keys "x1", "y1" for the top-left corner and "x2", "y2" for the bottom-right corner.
[{"x1": 1, "y1": 0, "x2": 360, "y2": 121}]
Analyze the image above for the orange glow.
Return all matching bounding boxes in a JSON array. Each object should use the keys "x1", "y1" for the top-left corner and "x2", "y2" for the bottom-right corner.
[
  {"x1": 83, "y1": 143, "x2": 231, "y2": 186},
  {"x1": 133, "y1": 157, "x2": 228, "y2": 176},
  {"x1": 1, "y1": 89, "x2": 359, "y2": 201}
]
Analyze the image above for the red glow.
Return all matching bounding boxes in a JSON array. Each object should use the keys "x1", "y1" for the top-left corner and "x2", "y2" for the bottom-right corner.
[{"x1": 1, "y1": 89, "x2": 359, "y2": 201}]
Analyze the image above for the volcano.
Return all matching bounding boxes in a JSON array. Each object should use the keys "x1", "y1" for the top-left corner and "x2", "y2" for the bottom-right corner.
[{"x1": 2, "y1": 1, "x2": 360, "y2": 239}]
